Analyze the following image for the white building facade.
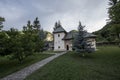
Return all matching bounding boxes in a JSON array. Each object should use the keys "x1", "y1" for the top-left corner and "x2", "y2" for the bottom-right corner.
[
  {"x1": 54, "y1": 32, "x2": 66, "y2": 51},
  {"x1": 53, "y1": 25, "x2": 96, "y2": 51}
]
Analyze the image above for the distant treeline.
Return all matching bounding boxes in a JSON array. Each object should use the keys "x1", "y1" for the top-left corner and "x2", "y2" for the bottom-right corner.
[
  {"x1": 93, "y1": 0, "x2": 120, "y2": 42},
  {"x1": 96, "y1": 41, "x2": 120, "y2": 46},
  {"x1": 0, "y1": 17, "x2": 47, "y2": 63}
]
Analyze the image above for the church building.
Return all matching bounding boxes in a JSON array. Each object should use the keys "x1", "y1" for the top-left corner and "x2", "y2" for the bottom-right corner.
[{"x1": 53, "y1": 24, "x2": 96, "y2": 51}]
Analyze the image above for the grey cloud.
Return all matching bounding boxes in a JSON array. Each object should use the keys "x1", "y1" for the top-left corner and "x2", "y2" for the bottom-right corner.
[{"x1": 0, "y1": 0, "x2": 109, "y2": 32}]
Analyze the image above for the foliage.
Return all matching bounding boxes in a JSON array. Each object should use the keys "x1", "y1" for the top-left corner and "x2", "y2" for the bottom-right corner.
[
  {"x1": 0, "y1": 17, "x2": 11, "y2": 56},
  {"x1": 108, "y1": 0, "x2": 120, "y2": 39},
  {"x1": 0, "y1": 32, "x2": 10, "y2": 56},
  {"x1": 108, "y1": 0, "x2": 120, "y2": 23},
  {"x1": 73, "y1": 22, "x2": 85, "y2": 51},
  {"x1": 73, "y1": 22, "x2": 93, "y2": 56},
  {"x1": 0, "y1": 17, "x2": 46, "y2": 63},
  {"x1": 53, "y1": 21, "x2": 62, "y2": 30},
  {"x1": 10, "y1": 32, "x2": 24, "y2": 63},
  {"x1": 0, "y1": 17, "x2": 5, "y2": 31},
  {"x1": 23, "y1": 17, "x2": 46, "y2": 52},
  {"x1": 38, "y1": 29, "x2": 46, "y2": 52},
  {"x1": 4, "y1": 28, "x2": 26, "y2": 63},
  {"x1": 22, "y1": 21, "x2": 35, "y2": 57},
  {"x1": 94, "y1": 24, "x2": 116, "y2": 42},
  {"x1": 94, "y1": 0, "x2": 120, "y2": 42},
  {"x1": 33, "y1": 17, "x2": 41, "y2": 31}
]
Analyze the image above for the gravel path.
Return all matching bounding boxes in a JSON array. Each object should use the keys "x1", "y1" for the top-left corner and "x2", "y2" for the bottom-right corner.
[{"x1": 0, "y1": 52, "x2": 66, "y2": 80}]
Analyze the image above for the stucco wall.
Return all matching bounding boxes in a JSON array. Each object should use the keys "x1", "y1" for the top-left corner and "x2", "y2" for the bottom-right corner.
[
  {"x1": 65, "y1": 40, "x2": 73, "y2": 51},
  {"x1": 54, "y1": 33, "x2": 66, "y2": 51},
  {"x1": 86, "y1": 38, "x2": 96, "y2": 49}
]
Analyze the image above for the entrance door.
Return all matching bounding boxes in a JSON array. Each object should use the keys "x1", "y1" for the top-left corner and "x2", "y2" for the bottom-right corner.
[{"x1": 67, "y1": 45, "x2": 69, "y2": 50}]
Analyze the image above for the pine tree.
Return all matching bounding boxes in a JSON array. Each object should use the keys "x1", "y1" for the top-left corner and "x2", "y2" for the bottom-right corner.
[
  {"x1": 54, "y1": 21, "x2": 62, "y2": 30},
  {"x1": 54, "y1": 22, "x2": 58, "y2": 30},
  {"x1": 73, "y1": 21, "x2": 95, "y2": 56},
  {"x1": 0, "y1": 17, "x2": 7, "y2": 56},
  {"x1": 33, "y1": 17, "x2": 41, "y2": 31},
  {"x1": 22, "y1": 20, "x2": 35, "y2": 57},
  {"x1": 73, "y1": 22, "x2": 86, "y2": 53}
]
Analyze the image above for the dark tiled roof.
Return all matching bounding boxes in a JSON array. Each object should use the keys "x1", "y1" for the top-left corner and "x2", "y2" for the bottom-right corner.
[
  {"x1": 63, "y1": 31, "x2": 96, "y2": 40},
  {"x1": 63, "y1": 31, "x2": 78, "y2": 40},
  {"x1": 83, "y1": 32, "x2": 96, "y2": 38},
  {"x1": 53, "y1": 26, "x2": 66, "y2": 33}
]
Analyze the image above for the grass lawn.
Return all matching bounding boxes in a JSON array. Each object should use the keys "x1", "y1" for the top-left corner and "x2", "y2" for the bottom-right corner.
[
  {"x1": 0, "y1": 53, "x2": 53, "y2": 78},
  {"x1": 25, "y1": 46, "x2": 120, "y2": 80}
]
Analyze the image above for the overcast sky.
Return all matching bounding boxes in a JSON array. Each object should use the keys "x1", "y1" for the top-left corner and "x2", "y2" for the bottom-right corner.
[{"x1": 0, "y1": 0, "x2": 109, "y2": 32}]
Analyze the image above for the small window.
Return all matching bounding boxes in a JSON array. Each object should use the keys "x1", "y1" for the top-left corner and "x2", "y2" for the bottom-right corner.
[
  {"x1": 58, "y1": 34, "x2": 60, "y2": 37},
  {"x1": 58, "y1": 46, "x2": 60, "y2": 49}
]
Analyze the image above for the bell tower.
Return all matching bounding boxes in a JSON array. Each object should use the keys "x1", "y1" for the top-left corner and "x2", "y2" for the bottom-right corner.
[{"x1": 53, "y1": 21, "x2": 66, "y2": 51}]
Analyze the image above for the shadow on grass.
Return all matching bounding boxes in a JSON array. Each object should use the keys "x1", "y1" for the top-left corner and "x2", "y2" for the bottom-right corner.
[{"x1": 68, "y1": 51, "x2": 96, "y2": 59}]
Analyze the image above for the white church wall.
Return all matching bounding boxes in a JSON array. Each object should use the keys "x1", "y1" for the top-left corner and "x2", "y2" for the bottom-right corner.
[
  {"x1": 65, "y1": 40, "x2": 73, "y2": 51},
  {"x1": 86, "y1": 38, "x2": 96, "y2": 49},
  {"x1": 54, "y1": 33, "x2": 66, "y2": 51}
]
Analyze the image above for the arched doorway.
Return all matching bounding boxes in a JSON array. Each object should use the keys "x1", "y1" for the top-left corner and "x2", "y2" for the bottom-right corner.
[{"x1": 66, "y1": 45, "x2": 69, "y2": 50}]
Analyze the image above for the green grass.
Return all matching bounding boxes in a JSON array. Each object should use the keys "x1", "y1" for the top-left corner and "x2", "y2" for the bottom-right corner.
[
  {"x1": 0, "y1": 53, "x2": 53, "y2": 78},
  {"x1": 25, "y1": 46, "x2": 120, "y2": 80}
]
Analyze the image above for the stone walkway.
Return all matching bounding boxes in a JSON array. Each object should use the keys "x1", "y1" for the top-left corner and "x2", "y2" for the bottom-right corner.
[{"x1": 1, "y1": 52, "x2": 66, "y2": 80}]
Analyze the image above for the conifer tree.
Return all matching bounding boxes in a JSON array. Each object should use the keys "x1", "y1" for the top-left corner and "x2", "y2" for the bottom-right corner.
[
  {"x1": 73, "y1": 22, "x2": 86, "y2": 52},
  {"x1": 73, "y1": 21, "x2": 93, "y2": 56}
]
